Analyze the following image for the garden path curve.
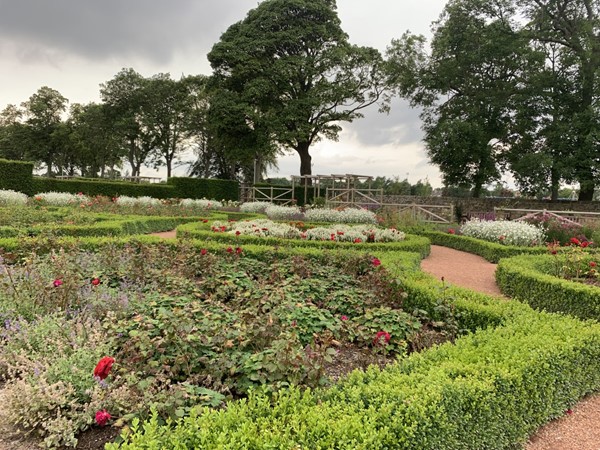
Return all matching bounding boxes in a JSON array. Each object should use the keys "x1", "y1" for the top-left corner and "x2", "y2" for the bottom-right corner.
[{"x1": 421, "y1": 245, "x2": 600, "y2": 450}]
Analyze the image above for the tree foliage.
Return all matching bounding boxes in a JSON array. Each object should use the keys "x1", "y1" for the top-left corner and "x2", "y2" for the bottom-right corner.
[{"x1": 207, "y1": 0, "x2": 389, "y2": 178}]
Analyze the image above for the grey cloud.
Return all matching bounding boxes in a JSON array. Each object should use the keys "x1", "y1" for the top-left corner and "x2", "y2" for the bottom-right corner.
[
  {"x1": 0, "y1": 0, "x2": 256, "y2": 64},
  {"x1": 345, "y1": 98, "x2": 424, "y2": 147}
]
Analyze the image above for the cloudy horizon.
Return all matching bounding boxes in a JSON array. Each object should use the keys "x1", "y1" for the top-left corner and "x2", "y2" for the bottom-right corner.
[{"x1": 0, "y1": 0, "x2": 449, "y2": 186}]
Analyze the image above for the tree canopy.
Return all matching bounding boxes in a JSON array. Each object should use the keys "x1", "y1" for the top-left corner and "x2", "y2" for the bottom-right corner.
[{"x1": 207, "y1": 0, "x2": 389, "y2": 179}]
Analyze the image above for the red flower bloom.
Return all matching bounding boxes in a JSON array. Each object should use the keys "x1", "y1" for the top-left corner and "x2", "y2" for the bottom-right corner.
[
  {"x1": 226, "y1": 247, "x2": 233, "y2": 253},
  {"x1": 590, "y1": 261, "x2": 597, "y2": 268},
  {"x1": 200, "y1": 248, "x2": 208, "y2": 256},
  {"x1": 581, "y1": 241, "x2": 589, "y2": 248},
  {"x1": 91, "y1": 278, "x2": 101, "y2": 286},
  {"x1": 53, "y1": 279, "x2": 63, "y2": 287},
  {"x1": 566, "y1": 409, "x2": 573, "y2": 415},
  {"x1": 448, "y1": 228, "x2": 456, "y2": 234},
  {"x1": 372, "y1": 257, "x2": 381, "y2": 267},
  {"x1": 354, "y1": 238, "x2": 362, "y2": 243},
  {"x1": 235, "y1": 230, "x2": 241, "y2": 236},
  {"x1": 341, "y1": 315, "x2": 349, "y2": 321},
  {"x1": 373, "y1": 331, "x2": 391, "y2": 346},
  {"x1": 202, "y1": 219, "x2": 209, "y2": 223},
  {"x1": 570, "y1": 237, "x2": 581, "y2": 246},
  {"x1": 93, "y1": 357, "x2": 115, "y2": 380},
  {"x1": 235, "y1": 247, "x2": 243, "y2": 254},
  {"x1": 95, "y1": 409, "x2": 111, "y2": 427}
]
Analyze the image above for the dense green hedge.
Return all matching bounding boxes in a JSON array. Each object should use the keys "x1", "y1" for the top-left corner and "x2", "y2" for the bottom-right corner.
[
  {"x1": 168, "y1": 177, "x2": 239, "y2": 201},
  {"x1": 32, "y1": 177, "x2": 176, "y2": 199},
  {"x1": 0, "y1": 159, "x2": 34, "y2": 195},
  {"x1": 496, "y1": 254, "x2": 600, "y2": 320},
  {"x1": 415, "y1": 230, "x2": 549, "y2": 263}
]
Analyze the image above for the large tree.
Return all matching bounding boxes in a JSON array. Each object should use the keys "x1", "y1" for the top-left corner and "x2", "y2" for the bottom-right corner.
[
  {"x1": 207, "y1": 0, "x2": 388, "y2": 180},
  {"x1": 517, "y1": 0, "x2": 600, "y2": 201},
  {"x1": 387, "y1": 0, "x2": 530, "y2": 197},
  {"x1": 20, "y1": 86, "x2": 68, "y2": 176}
]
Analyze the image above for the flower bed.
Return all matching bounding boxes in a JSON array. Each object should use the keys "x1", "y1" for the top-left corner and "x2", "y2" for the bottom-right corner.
[
  {"x1": 0, "y1": 240, "x2": 455, "y2": 447},
  {"x1": 460, "y1": 218, "x2": 545, "y2": 247}
]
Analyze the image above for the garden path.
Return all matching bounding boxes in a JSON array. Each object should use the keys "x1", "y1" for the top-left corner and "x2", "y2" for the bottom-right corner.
[{"x1": 421, "y1": 245, "x2": 600, "y2": 450}]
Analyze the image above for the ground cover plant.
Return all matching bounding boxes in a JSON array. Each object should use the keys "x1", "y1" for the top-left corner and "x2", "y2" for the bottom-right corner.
[
  {"x1": 0, "y1": 239, "x2": 455, "y2": 448},
  {"x1": 460, "y1": 218, "x2": 546, "y2": 246}
]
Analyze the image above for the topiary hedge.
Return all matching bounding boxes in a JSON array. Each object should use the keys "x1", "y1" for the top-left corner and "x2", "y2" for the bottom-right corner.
[
  {"x1": 32, "y1": 177, "x2": 176, "y2": 199},
  {"x1": 496, "y1": 254, "x2": 600, "y2": 321},
  {"x1": 0, "y1": 159, "x2": 34, "y2": 195},
  {"x1": 168, "y1": 177, "x2": 239, "y2": 201}
]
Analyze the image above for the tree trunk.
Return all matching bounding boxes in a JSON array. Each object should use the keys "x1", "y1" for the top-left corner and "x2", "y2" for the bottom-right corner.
[
  {"x1": 295, "y1": 141, "x2": 312, "y2": 186},
  {"x1": 578, "y1": 171, "x2": 595, "y2": 201},
  {"x1": 550, "y1": 166, "x2": 559, "y2": 202}
]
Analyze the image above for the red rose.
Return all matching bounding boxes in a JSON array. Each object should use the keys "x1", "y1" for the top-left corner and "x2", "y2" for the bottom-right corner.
[
  {"x1": 570, "y1": 237, "x2": 581, "y2": 246},
  {"x1": 372, "y1": 257, "x2": 381, "y2": 267},
  {"x1": 53, "y1": 279, "x2": 63, "y2": 287},
  {"x1": 235, "y1": 230, "x2": 241, "y2": 236},
  {"x1": 226, "y1": 247, "x2": 233, "y2": 253},
  {"x1": 235, "y1": 247, "x2": 243, "y2": 254},
  {"x1": 354, "y1": 238, "x2": 362, "y2": 243},
  {"x1": 201, "y1": 248, "x2": 208, "y2": 256},
  {"x1": 93, "y1": 357, "x2": 115, "y2": 380},
  {"x1": 581, "y1": 241, "x2": 589, "y2": 248},
  {"x1": 91, "y1": 278, "x2": 101, "y2": 286},
  {"x1": 341, "y1": 315, "x2": 349, "y2": 321},
  {"x1": 448, "y1": 228, "x2": 455, "y2": 234},
  {"x1": 373, "y1": 331, "x2": 391, "y2": 346},
  {"x1": 95, "y1": 409, "x2": 111, "y2": 427},
  {"x1": 202, "y1": 219, "x2": 208, "y2": 223},
  {"x1": 590, "y1": 261, "x2": 597, "y2": 268}
]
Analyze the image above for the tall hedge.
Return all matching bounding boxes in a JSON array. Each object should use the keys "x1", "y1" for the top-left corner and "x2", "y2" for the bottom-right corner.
[
  {"x1": 32, "y1": 177, "x2": 175, "y2": 199},
  {"x1": 168, "y1": 177, "x2": 239, "y2": 201},
  {"x1": 0, "y1": 159, "x2": 34, "y2": 195}
]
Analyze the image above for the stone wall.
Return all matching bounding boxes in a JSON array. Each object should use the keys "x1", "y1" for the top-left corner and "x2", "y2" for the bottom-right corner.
[{"x1": 383, "y1": 195, "x2": 600, "y2": 221}]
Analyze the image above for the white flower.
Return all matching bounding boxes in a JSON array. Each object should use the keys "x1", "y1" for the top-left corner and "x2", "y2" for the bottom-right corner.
[
  {"x1": 460, "y1": 219, "x2": 545, "y2": 247},
  {"x1": 304, "y1": 207, "x2": 377, "y2": 224},
  {"x1": 114, "y1": 195, "x2": 161, "y2": 207},
  {"x1": 0, "y1": 189, "x2": 28, "y2": 206},
  {"x1": 33, "y1": 191, "x2": 89, "y2": 206},
  {"x1": 240, "y1": 202, "x2": 273, "y2": 213},
  {"x1": 179, "y1": 198, "x2": 223, "y2": 209},
  {"x1": 265, "y1": 205, "x2": 302, "y2": 220}
]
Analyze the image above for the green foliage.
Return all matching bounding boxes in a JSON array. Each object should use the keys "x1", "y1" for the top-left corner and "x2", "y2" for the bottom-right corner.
[
  {"x1": 496, "y1": 253, "x2": 600, "y2": 321},
  {"x1": 168, "y1": 177, "x2": 239, "y2": 201},
  {"x1": 32, "y1": 177, "x2": 175, "y2": 199},
  {"x1": 0, "y1": 158, "x2": 34, "y2": 194},
  {"x1": 109, "y1": 311, "x2": 600, "y2": 449}
]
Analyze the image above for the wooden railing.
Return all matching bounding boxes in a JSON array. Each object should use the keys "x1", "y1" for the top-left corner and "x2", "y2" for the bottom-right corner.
[
  {"x1": 382, "y1": 203, "x2": 454, "y2": 224},
  {"x1": 251, "y1": 186, "x2": 295, "y2": 205},
  {"x1": 495, "y1": 208, "x2": 600, "y2": 225},
  {"x1": 325, "y1": 187, "x2": 384, "y2": 208}
]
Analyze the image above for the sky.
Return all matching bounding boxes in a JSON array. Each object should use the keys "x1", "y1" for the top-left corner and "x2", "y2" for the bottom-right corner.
[{"x1": 0, "y1": 0, "x2": 450, "y2": 186}]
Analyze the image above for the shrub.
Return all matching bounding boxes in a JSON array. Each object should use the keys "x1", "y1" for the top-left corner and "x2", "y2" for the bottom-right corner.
[
  {"x1": 33, "y1": 191, "x2": 90, "y2": 206},
  {"x1": 460, "y1": 218, "x2": 545, "y2": 247},
  {"x1": 0, "y1": 159, "x2": 34, "y2": 194},
  {"x1": 239, "y1": 201, "x2": 272, "y2": 213},
  {"x1": 265, "y1": 205, "x2": 303, "y2": 220},
  {"x1": 305, "y1": 207, "x2": 378, "y2": 224},
  {"x1": 179, "y1": 198, "x2": 224, "y2": 209},
  {"x1": 115, "y1": 195, "x2": 162, "y2": 207},
  {"x1": 0, "y1": 189, "x2": 28, "y2": 206}
]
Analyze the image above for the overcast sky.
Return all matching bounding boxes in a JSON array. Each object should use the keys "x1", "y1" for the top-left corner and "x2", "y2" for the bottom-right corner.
[{"x1": 0, "y1": 0, "x2": 450, "y2": 186}]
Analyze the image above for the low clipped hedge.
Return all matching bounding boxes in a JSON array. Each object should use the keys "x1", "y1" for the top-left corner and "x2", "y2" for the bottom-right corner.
[
  {"x1": 176, "y1": 222, "x2": 431, "y2": 258},
  {"x1": 496, "y1": 254, "x2": 600, "y2": 321},
  {"x1": 168, "y1": 177, "x2": 239, "y2": 201},
  {"x1": 416, "y1": 230, "x2": 548, "y2": 263}
]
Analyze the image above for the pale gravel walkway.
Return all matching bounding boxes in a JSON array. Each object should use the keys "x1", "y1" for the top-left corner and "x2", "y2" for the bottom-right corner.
[{"x1": 421, "y1": 245, "x2": 600, "y2": 450}]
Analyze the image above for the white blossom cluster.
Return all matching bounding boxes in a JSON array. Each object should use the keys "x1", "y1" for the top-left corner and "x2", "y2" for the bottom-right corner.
[
  {"x1": 265, "y1": 205, "x2": 303, "y2": 220},
  {"x1": 213, "y1": 219, "x2": 405, "y2": 243},
  {"x1": 239, "y1": 201, "x2": 273, "y2": 213},
  {"x1": 179, "y1": 198, "x2": 224, "y2": 209},
  {"x1": 114, "y1": 195, "x2": 162, "y2": 207},
  {"x1": 218, "y1": 219, "x2": 300, "y2": 239},
  {"x1": 33, "y1": 191, "x2": 90, "y2": 206},
  {"x1": 304, "y1": 207, "x2": 377, "y2": 224},
  {"x1": 304, "y1": 224, "x2": 405, "y2": 242},
  {"x1": 460, "y1": 218, "x2": 546, "y2": 247},
  {"x1": 0, "y1": 189, "x2": 28, "y2": 206}
]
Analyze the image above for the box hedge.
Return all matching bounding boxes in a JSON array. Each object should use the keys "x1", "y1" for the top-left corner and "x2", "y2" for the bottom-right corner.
[
  {"x1": 496, "y1": 254, "x2": 600, "y2": 320},
  {"x1": 168, "y1": 177, "x2": 239, "y2": 201},
  {"x1": 0, "y1": 159, "x2": 34, "y2": 195}
]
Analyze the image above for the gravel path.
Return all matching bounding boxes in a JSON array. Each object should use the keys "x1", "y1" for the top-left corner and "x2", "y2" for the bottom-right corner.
[{"x1": 421, "y1": 245, "x2": 600, "y2": 449}]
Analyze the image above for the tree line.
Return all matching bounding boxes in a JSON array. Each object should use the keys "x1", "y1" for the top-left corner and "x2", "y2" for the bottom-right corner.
[{"x1": 1, "y1": 0, "x2": 599, "y2": 200}]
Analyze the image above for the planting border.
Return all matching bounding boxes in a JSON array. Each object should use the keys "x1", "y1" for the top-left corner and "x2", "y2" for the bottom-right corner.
[
  {"x1": 176, "y1": 221, "x2": 431, "y2": 258},
  {"x1": 2, "y1": 232, "x2": 599, "y2": 449},
  {"x1": 496, "y1": 254, "x2": 600, "y2": 321}
]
